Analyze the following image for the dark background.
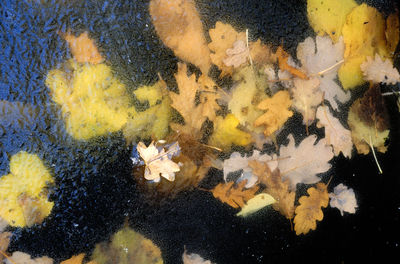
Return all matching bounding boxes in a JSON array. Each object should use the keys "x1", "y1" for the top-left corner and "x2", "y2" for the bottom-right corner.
[{"x1": 1, "y1": 0, "x2": 399, "y2": 263}]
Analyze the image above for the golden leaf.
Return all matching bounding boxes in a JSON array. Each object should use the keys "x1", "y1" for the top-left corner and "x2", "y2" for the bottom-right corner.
[
  {"x1": 150, "y1": 0, "x2": 211, "y2": 74},
  {"x1": 61, "y1": 254, "x2": 85, "y2": 264},
  {"x1": 211, "y1": 180, "x2": 259, "y2": 209},
  {"x1": 254, "y1": 91, "x2": 293, "y2": 137},
  {"x1": 249, "y1": 39, "x2": 277, "y2": 67},
  {"x1": 294, "y1": 183, "x2": 329, "y2": 235},
  {"x1": 64, "y1": 31, "x2": 104, "y2": 64}
]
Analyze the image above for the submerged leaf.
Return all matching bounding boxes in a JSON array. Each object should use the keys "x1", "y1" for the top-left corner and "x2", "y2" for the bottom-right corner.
[
  {"x1": 182, "y1": 250, "x2": 214, "y2": 264},
  {"x1": 64, "y1": 31, "x2": 104, "y2": 64},
  {"x1": 211, "y1": 181, "x2": 259, "y2": 209},
  {"x1": 6, "y1": 252, "x2": 53, "y2": 264},
  {"x1": 223, "y1": 40, "x2": 249, "y2": 68},
  {"x1": 236, "y1": 193, "x2": 276, "y2": 217},
  {"x1": 329, "y1": 184, "x2": 358, "y2": 215},
  {"x1": 360, "y1": 54, "x2": 400, "y2": 85}
]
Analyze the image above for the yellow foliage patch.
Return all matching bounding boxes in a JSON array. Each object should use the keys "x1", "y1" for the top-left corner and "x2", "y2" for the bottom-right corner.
[
  {"x1": 307, "y1": 0, "x2": 358, "y2": 42},
  {"x1": 64, "y1": 31, "x2": 104, "y2": 65},
  {"x1": 0, "y1": 151, "x2": 54, "y2": 227}
]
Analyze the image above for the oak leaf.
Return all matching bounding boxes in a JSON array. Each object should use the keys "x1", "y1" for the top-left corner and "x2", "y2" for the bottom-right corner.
[
  {"x1": 316, "y1": 106, "x2": 353, "y2": 158},
  {"x1": 211, "y1": 180, "x2": 259, "y2": 209},
  {"x1": 64, "y1": 31, "x2": 104, "y2": 64},
  {"x1": 254, "y1": 91, "x2": 293, "y2": 137},
  {"x1": 278, "y1": 134, "x2": 334, "y2": 189},
  {"x1": 223, "y1": 40, "x2": 249, "y2": 68},
  {"x1": 150, "y1": 0, "x2": 211, "y2": 74},
  {"x1": 294, "y1": 183, "x2": 329, "y2": 235},
  {"x1": 360, "y1": 54, "x2": 400, "y2": 85}
]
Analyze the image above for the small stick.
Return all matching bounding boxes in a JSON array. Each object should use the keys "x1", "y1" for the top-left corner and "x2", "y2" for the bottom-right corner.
[
  {"x1": 368, "y1": 135, "x2": 383, "y2": 174},
  {"x1": 310, "y1": 59, "x2": 344, "y2": 77},
  {"x1": 246, "y1": 29, "x2": 254, "y2": 67},
  {"x1": 0, "y1": 250, "x2": 17, "y2": 264}
]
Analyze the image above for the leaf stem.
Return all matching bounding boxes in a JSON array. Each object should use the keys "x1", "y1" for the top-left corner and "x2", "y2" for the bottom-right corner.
[{"x1": 368, "y1": 135, "x2": 383, "y2": 174}]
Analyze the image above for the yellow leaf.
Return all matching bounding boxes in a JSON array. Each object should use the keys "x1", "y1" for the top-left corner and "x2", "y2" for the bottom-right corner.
[
  {"x1": 339, "y1": 4, "x2": 389, "y2": 89},
  {"x1": 208, "y1": 22, "x2": 246, "y2": 77},
  {"x1": 236, "y1": 193, "x2": 276, "y2": 217},
  {"x1": 64, "y1": 31, "x2": 104, "y2": 64},
  {"x1": 209, "y1": 114, "x2": 252, "y2": 151},
  {"x1": 149, "y1": 0, "x2": 211, "y2": 74},
  {"x1": 211, "y1": 180, "x2": 259, "y2": 209},
  {"x1": 307, "y1": 0, "x2": 358, "y2": 42},
  {"x1": 61, "y1": 254, "x2": 85, "y2": 264},
  {"x1": 254, "y1": 91, "x2": 293, "y2": 137},
  {"x1": 294, "y1": 183, "x2": 329, "y2": 235}
]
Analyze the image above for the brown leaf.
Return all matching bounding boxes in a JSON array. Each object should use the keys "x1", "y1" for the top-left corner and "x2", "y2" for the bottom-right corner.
[
  {"x1": 64, "y1": 32, "x2": 104, "y2": 64},
  {"x1": 0, "y1": 232, "x2": 11, "y2": 262},
  {"x1": 149, "y1": 0, "x2": 211, "y2": 74},
  {"x1": 276, "y1": 46, "x2": 308, "y2": 80},
  {"x1": 294, "y1": 183, "x2": 329, "y2": 235},
  {"x1": 17, "y1": 193, "x2": 46, "y2": 227},
  {"x1": 248, "y1": 161, "x2": 295, "y2": 219},
  {"x1": 211, "y1": 180, "x2": 259, "y2": 209},
  {"x1": 249, "y1": 39, "x2": 277, "y2": 67}
]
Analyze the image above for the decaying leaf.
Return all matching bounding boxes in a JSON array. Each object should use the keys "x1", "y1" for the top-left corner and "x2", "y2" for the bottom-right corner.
[
  {"x1": 0, "y1": 232, "x2": 11, "y2": 263},
  {"x1": 6, "y1": 251, "x2": 53, "y2": 264},
  {"x1": 278, "y1": 134, "x2": 334, "y2": 189},
  {"x1": 306, "y1": 0, "x2": 358, "y2": 42},
  {"x1": 182, "y1": 250, "x2": 214, "y2": 264},
  {"x1": 223, "y1": 40, "x2": 249, "y2": 68},
  {"x1": 386, "y1": 12, "x2": 400, "y2": 55},
  {"x1": 248, "y1": 162, "x2": 295, "y2": 219},
  {"x1": 276, "y1": 46, "x2": 308, "y2": 80},
  {"x1": 64, "y1": 31, "x2": 104, "y2": 64},
  {"x1": 294, "y1": 183, "x2": 329, "y2": 235},
  {"x1": 296, "y1": 36, "x2": 349, "y2": 110},
  {"x1": 347, "y1": 84, "x2": 389, "y2": 154},
  {"x1": 316, "y1": 106, "x2": 353, "y2": 158},
  {"x1": 60, "y1": 254, "x2": 85, "y2": 264},
  {"x1": 329, "y1": 183, "x2": 358, "y2": 216},
  {"x1": 211, "y1": 180, "x2": 259, "y2": 209},
  {"x1": 360, "y1": 54, "x2": 400, "y2": 85},
  {"x1": 254, "y1": 91, "x2": 293, "y2": 137},
  {"x1": 208, "y1": 22, "x2": 246, "y2": 76},
  {"x1": 137, "y1": 141, "x2": 181, "y2": 182},
  {"x1": 291, "y1": 77, "x2": 322, "y2": 125},
  {"x1": 236, "y1": 193, "x2": 276, "y2": 217},
  {"x1": 249, "y1": 39, "x2": 276, "y2": 67},
  {"x1": 150, "y1": 0, "x2": 211, "y2": 74}
]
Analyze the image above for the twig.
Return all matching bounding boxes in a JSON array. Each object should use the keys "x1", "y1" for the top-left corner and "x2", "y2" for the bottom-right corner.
[
  {"x1": 310, "y1": 59, "x2": 344, "y2": 77},
  {"x1": 246, "y1": 29, "x2": 253, "y2": 67}
]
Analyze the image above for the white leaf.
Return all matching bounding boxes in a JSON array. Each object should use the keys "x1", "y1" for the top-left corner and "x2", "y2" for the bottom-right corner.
[
  {"x1": 360, "y1": 54, "x2": 400, "y2": 85},
  {"x1": 137, "y1": 141, "x2": 181, "y2": 182},
  {"x1": 183, "y1": 250, "x2": 214, "y2": 264},
  {"x1": 278, "y1": 134, "x2": 334, "y2": 190},
  {"x1": 236, "y1": 193, "x2": 276, "y2": 217},
  {"x1": 316, "y1": 106, "x2": 353, "y2": 158},
  {"x1": 329, "y1": 184, "x2": 358, "y2": 216},
  {"x1": 223, "y1": 150, "x2": 278, "y2": 188},
  {"x1": 223, "y1": 40, "x2": 249, "y2": 68},
  {"x1": 297, "y1": 36, "x2": 350, "y2": 110},
  {"x1": 6, "y1": 252, "x2": 53, "y2": 264}
]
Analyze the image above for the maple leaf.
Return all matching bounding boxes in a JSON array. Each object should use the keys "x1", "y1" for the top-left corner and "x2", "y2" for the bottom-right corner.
[
  {"x1": 329, "y1": 184, "x2": 358, "y2": 216},
  {"x1": 183, "y1": 249, "x2": 214, "y2": 264},
  {"x1": 254, "y1": 91, "x2": 293, "y2": 137},
  {"x1": 278, "y1": 134, "x2": 334, "y2": 190},
  {"x1": 297, "y1": 36, "x2": 350, "y2": 110},
  {"x1": 360, "y1": 54, "x2": 400, "y2": 85},
  {"x1": 294, "y1": 183, "x2": 329, "y2": 235},
  {"x1": 211, "y1": 180, "x2": 259, "y2": 209},
  {"x1": 149, "y1": 0, "x2": 211, "y2": 74},
  {"x1": 208, "y1": 22, "x2": 246, "y2": 77},
  {"x1": 291, "y1": 77, "x2": 323, "y2": 126},
  {"x1": 223, "y1": 40, "x2": 249, "y2": 68},
  {"x1": 316, "y1": 106, "x2": 353, "y2": 158},
  {"x1": 64, "y1": 31, "x2": 104, "y2": 64},
  {"x1": 248, "y1": 161, "x2": 295, "y2": 219},
  {"x1": 136, "y1": 141, "x2": 181, "y2": 182}
]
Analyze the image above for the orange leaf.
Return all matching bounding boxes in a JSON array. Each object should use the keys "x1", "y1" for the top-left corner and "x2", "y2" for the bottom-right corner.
[
  {"x1": 61, "y1": 253, "x2": 85, "y2": 264},
  {"x1": 64, "y1": 32, "x2": 104, "y2": 64},
  {"x1": 211, "y1": 180, "x2": 259, "y2": 208},
  {"x1": 276, "y1": 46, "x2": 308, "y2": 79}
]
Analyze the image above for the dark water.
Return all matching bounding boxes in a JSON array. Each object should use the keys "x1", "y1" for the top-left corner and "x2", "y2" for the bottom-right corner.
[{"x1": 1, "y1": 0, "x2": 400, "y2": 263}]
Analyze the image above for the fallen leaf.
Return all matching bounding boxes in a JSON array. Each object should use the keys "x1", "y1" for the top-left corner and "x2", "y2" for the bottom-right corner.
[
  {"x1": 249, "y1": 39, "x2": 276, "y2": 67},
  {"x1": 211, "y1": 180, "x2": 259, "y2": 209},
  {"x1": 208, "y1": 22, "x2": 246, "y2": 77},
  {"x1": 183, "y1": 250, "x2": 213, "y2": 264},
  {"x1": 296, "y1": 36, "x2": 350, "y2": 110},
  {"x1": 150, "y1": 0, "x2": 211, "y2": 74},
  {"x1": 0, "y1": 232, "x2": 11, "y2": 263},
  {"x1": 248, "y1": 162, "x2": 295, "y2": 219},
  {"x1": 360, "y1": 54, "x2": 400, "y2": 85},
  {"x1": 223, "y1": 40, "x2": 249, "y2": 68},
  {"x1": 197, "y1": 75, "x2": 221, "y2": 122},
  {"x1": 329, "y1": 183, "x2": 358, "y2": 216},
  {"x1": 254, "y1": 91, "x2": 293, "y2": 137},
  {"x1": 276, "y1": 46, "x2": 308, "y2": 80},
  {"x1": 306, "y1": 0, "x2": 358, "y2": 42},
  {"x1": 294, "y1": 183, "x2": 329, "y2": 235},
  {"x1": 64, "y1": 31, "x2": 104, "y2": 64},
  {"x1": 60, "y1": 254, "x2": 85, "y2": 264},
  {"x1": 316, "y1": 106, "x2": 353, "y2": 158},
  {"x1": 137, "y1": 141, "x2": 181, "y2": 182},
  {"x1": 386, "y1": 12, "x2": 400, "y2": 55},
  {"x1": 278, "y1": 134, "x2": 334, "y2": 190},
  {"x1": 7, "y1": 251, "x2": 53, "y2": 264},
  {"x1": 236, "y1": 193, "x2": 276, "y2": 217}
]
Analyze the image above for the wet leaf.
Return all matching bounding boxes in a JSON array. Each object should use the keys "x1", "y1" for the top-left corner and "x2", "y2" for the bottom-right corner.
[
  {"x1": 64, "y1": 31, "x2": 104, "y2": 65},
  {"x1": 276, "y1": 46, "x2": 308, "y2": 80},
  {"x1": 329, "y1": 184, "x2": 358, "y2": 216},
  {"x1": 223, "y1": 40, "x2": 249, "y2": 68},
  {"x1": 236, "y1": 193, "x2": 276, "y2": 217},
  {"x1": 360, "y1": 54, "x2": 400, "y2": 85},
  {"x1": 211, "y1": 180, "x2": 259, "y2": 209},
  {"x1": 6, "y1": 252, "x2": 53, "y2": 264}
]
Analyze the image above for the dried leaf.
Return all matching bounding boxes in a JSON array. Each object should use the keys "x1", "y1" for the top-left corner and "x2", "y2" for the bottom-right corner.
[
  {"x1": 150, "y1": 0, "x2": 211, "y2": 74},
  {"x1": 197, "y1": 75, "x2": 221, "y2": 122},
  {"x1": 329, "y1": 184, "x2": 358, "y2": 216},
  {"x1": 254, "y1": 91, "x2": 293, "y2": 137},
  {"x1": 6, "y1": 252, "x2": 53, "y2": 264},
  {"x1": 137, "y1": 141, "x2": 181, "y2": 182},
  {"x1": 0, "y1": 232, "x2": 11, "y2": 263},
  {"x1": 211, "y1": 181, "x2": 259, "y2": 209},
  {"x1": 236, "y1": 193, "x2": 276, "y2": 217},
  {"x1": 276, "y1": 46, "x2": 308, "y2": 80},
  {"x1": 249, "y1": 39, "x2": 276, "y2": 67},
  {"x1": 278, "y1": 134, "x2": 334, "y2": 189},
  {"x1": 386, "y1": 12, "x2": 400, "y2": 55},
  {"x1": 294, "y1": 183, "x2": 329, "y2": 235},
  {"x1": 60, "y1": 254, "x2": 85, "y2": 264},
  {"x1": 223, "y1": 40, "x2": 249, "y2": 68},
  {"x1": 296, "y1": 36, "x2": 350, "y2": 110},
  {"x1": 64, "y1": 31, "x2": 104, "y2": 64},
  {"x1": 208, "y1": 22, "x2": 246, "y2": 77},
  {"x1": 316, "y1": 106, "x2": 353, "y2": 158},
  {"x1": 248, "y1": 162, "x2": 295, "y2": 219},
  {"x1": 360, "y1": 54, "x2": 400, "y2": 85},
  {"x1": 183, "y1": 250, "x2": 213, "y2": 264}
]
